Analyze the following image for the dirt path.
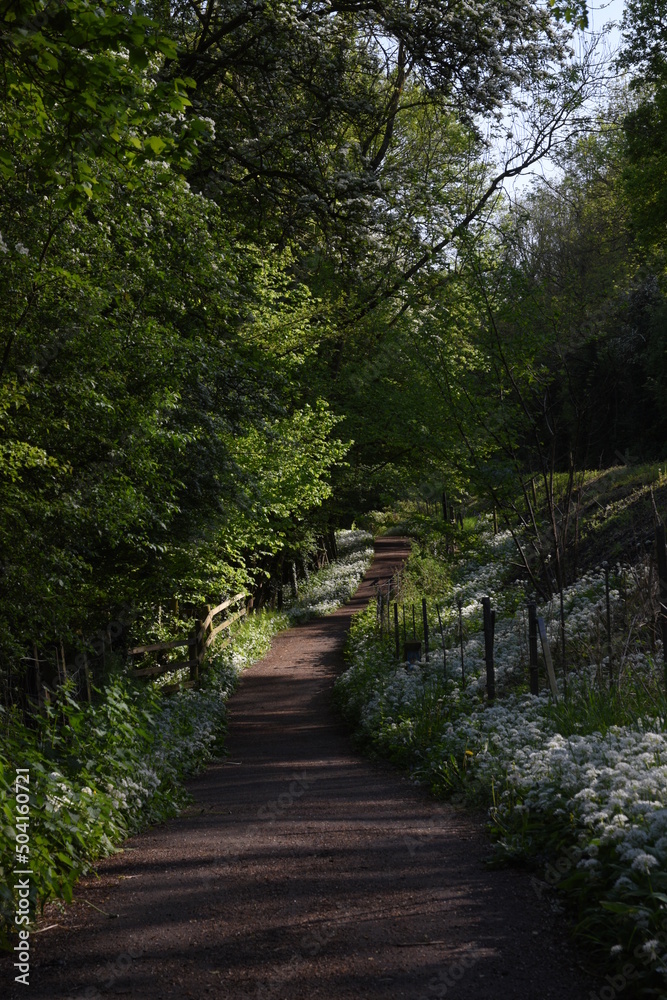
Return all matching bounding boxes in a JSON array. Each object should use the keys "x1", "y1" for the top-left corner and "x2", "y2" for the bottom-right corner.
[{"x1": 6, "y1": 537, "x2": 599, "y2": 999}]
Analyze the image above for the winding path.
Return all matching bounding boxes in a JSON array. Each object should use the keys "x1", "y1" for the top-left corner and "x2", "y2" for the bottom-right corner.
[{"x1": 6, "y1": 538, "x2": 597, "y2": 999}]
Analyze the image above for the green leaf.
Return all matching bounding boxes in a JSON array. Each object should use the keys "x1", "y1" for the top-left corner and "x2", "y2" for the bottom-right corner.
[
  {"x1": 128, "y1": 46, "x2": 149, "y2": 70},
  {"x1": 600, "y1": 901, "x2": 637, "y2": 914},
  {"x1": 145, "y1": 135, "x2": 167, "y2": 155}
]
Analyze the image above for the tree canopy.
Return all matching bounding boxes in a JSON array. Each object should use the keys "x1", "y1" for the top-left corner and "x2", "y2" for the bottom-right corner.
[{"x1": 0, "y1": 0, "x2": 664, "y2": 674}]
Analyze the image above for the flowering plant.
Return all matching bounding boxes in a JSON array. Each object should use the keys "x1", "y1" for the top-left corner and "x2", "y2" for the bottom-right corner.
[{"x1": 335, "y1": 517, "x2": 667, "y2": 990}]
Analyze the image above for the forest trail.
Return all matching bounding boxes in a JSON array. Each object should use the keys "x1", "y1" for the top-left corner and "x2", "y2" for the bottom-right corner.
[{"x1": 8, "y1": 538, "x2": 598, "y2": 1000}]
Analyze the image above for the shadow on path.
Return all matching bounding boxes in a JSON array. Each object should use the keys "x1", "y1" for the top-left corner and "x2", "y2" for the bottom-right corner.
[{"x1": 6, "y1": 538, "x2": 597, "y2": 1000}]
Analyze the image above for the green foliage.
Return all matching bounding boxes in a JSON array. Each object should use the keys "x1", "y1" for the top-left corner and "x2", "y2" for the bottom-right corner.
[
  {"x1": 4, "y1": 2, "x2": 667, "y2": 978},
  {"x1": 334, "y1": 509, "x2": 667, "y2": 993},
  {"x1": 1, "y1": 681, "x2": 183, "y2": 944},
  {"x1": 549, "y1": 0, "x2": 588, "y2": 28},
  {"x1": 0, "y1": 151, "x2": 348, "y2": 662},
  {"x1": 334, "y1": 603, "x2": 402, "y2": 731},
  {"x1": 620, "y1": 0, "x2": 667, "y2": 87},
  {"x1": 624, "y1": 87, "x2": 667, "y2": 251},
  {"x1": 0, "y1": 0, "x2": 613, "y2": 665},
  {"x1": 0, "y1": 527, "x2": 376, "y2": 945},
  {"x1": 334, "y1": 601, "x2": 482, "y2": 789},
  {"x1": 545, "y1": 675, "x2": 667, "y2": 737},
  {"x1": 0, "y1": 0, "x2": 201, "y2": 206},
  {"x1": 176, "y1": 0, "x2": 574, "y2": 260}
]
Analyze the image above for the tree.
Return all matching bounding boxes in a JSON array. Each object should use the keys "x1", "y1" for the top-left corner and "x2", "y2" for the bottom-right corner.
[
  {"x1": 0, "y1": 151, "x2": 346, "y2": 666},
  {"x1": 620, "y1": 0, "x2": 667, "y2": 86},
  {"x1": 401, "y1": 112, "x2": 667, "y2": 593},
  {"x1": 618, "y1": 1, "x2": 667, "y2": 249},
  {"x1": 158, "y1": 0, "x2": 602, "y2": 313},
  {"x1": 0, "y1": 0, "x2": 614, "y2": 675}
]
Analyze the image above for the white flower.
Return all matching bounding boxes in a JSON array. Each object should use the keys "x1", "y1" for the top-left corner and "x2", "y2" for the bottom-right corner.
[
  {"x1": 642, "y1": 939, "x2": 661, "y2": 960},
  {"x1": 631, "y1": 852, "x2": 660, "y2": 873}
]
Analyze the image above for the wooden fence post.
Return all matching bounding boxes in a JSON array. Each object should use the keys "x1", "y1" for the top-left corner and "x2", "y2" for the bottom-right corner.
[
  {"x1": 85, "y1": 651, "x2": 93, "y2": 703},
  {"x1": 528, "y1": 602, "x2": 539, "y2": 695},
  {"x1": 482, "y1": 597, "x2": 495, "y2": 702},
  {"x1": 457, "y1": 597, "x2": 465, "y2": 688},
  {"x1": 81, "y1": 650, "x2": 92, "y2": 704},
  {"x1": 656, "y1": 524, "x2": 667, "y2": 693},
  {"x1": 32, "y1": 643, "x2": 42, "y2": 708},
  {"x1": 328, "y1": 527, "x2": 338, "y2": 561},
  {"x1": 422, "y1": 598, "x2": 429, "y2": 661},
  {"x1": 436, "y1": 605, "x2": 447, "y2": 679},
  {"x1": 558, "y1": 579, "x2": 568, "y2": 701},
  {"x1": 190, "y1": 619, "x2": 202, "y2": 684},
  {"x1": 602, "y1": 562, "x2": 613, "y2": 686},
  {"x1": 394, "y1": 603, "x2": 400, "y2": 662},
  {"x1": 537, "y1": 616, "x2": 559, "y2": 702},
  {"x1": 204, "y1": 603, "x2": 212, "y2": 647},
  {"x1": 22, "y1": 644, "x2": 41, "y2": 717}
]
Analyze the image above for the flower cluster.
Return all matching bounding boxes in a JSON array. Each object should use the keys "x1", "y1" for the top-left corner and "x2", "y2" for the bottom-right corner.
[{"x1": 285, "y1": 529, "x2": 373, "y2": 622}]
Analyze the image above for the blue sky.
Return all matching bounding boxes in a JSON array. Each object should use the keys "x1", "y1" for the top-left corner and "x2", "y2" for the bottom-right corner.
[
  {"x1": 498, "y1": 0, "x2": 628, "y2": 194},
  {"x1": 588, "y1": 0, "x2": 624, "y2": 34}
]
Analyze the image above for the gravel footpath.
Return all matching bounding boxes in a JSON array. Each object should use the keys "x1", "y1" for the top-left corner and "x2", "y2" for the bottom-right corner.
[{"x1": 4, "y1": 537, "x2": 600, "y2": 999}]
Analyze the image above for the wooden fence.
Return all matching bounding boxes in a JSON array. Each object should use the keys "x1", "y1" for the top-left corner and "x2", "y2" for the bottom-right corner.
[
  {"x1": 8, "y1": 531, "x2": 339, "y2": 713},
  {"x1": 11, "y1": 592, "x2": 249, "y2": 713},
  {"x1": 128, "y1": 592, "x2": 248, "y2": 694}
]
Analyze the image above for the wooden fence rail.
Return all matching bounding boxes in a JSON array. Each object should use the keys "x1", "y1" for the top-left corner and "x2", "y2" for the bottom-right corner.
[{"x1": 11, "y1": 534, "x2": 339, "y2": 714}]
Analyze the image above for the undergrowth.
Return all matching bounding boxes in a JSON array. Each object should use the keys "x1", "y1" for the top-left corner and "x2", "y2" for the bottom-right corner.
[
  {"x1": 0, "y1": 609, "x2": 286, "y2": 946},
  {"x1": 335, "y1": 508, "x2": 667, "y2": 997},
  {"x1": 1, "y1": 528, "x2": 372, "y2": 946}
]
